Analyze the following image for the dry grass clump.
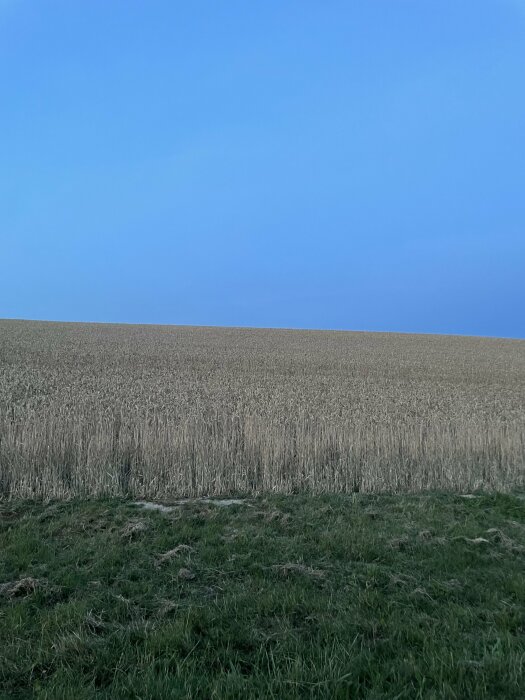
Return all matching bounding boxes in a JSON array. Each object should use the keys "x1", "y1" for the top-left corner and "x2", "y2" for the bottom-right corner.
[{"x1": 0, "y1": 319, "x2": 524, "y2": 499}]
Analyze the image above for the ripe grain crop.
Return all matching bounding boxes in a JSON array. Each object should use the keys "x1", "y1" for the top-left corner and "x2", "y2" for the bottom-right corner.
[{"x1": 0, "y1": 319, "x2": 523, "y2": 499}]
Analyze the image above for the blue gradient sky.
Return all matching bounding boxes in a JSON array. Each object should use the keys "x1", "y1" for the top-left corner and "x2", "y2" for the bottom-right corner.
[{"x1": 1, "y1": 1, "x2": 524, "y2": 337}]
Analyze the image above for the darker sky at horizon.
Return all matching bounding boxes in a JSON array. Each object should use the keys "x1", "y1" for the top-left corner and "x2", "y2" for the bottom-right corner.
[{"x1": 1, "y1": 1, "x2": 524, "y2": 338}]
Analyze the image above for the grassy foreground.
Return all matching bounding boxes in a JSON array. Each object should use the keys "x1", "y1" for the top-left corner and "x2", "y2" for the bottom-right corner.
[{"x1": 1, "y1": 494, "x2": 524, "y2": 699}]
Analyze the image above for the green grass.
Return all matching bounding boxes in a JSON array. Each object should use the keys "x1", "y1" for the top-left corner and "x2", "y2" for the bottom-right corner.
[{"x1": 1, "y1": 494, "x2": 524, "y2": 699}]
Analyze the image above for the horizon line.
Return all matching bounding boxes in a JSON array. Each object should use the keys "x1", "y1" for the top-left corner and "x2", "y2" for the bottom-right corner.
[{"x1": 1, "y1": 316, "x2": 524, "y2": 342}]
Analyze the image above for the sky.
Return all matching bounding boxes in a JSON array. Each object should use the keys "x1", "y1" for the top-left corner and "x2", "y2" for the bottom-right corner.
[{"x1": 1, "y1": 1, "x2": 524, "y2": 338}]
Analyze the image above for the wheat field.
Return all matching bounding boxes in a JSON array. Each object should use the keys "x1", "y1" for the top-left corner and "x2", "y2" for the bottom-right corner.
[{"x1": 0, "y1": 319, "x2": 523, "y2": 499}]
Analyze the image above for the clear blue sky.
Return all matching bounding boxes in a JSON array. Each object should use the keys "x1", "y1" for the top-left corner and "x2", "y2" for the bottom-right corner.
[{"x1": 1, "y1": 1, "x2": 524, "y2": 337}]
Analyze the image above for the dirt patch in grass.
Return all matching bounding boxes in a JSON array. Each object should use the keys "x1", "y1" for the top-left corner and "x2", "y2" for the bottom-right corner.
[
  {"x1": 133, "y1": 498, "x2": 249, "y2": 513},
  {"x1": 156, "y1": 545, "x2": 194, "y2": 565},
  {"x1": 121, "y1": 520, "x2": 148, "y2": 539},
  {"x1": 0, "y1": 577, "x2": 40, "y2": 598},
  {"x1": 272, "y1": 562, "x2": 325, "y2": 579},
  {"x1": 177, "y1": 567, "x2": 195, "y2": 581}
]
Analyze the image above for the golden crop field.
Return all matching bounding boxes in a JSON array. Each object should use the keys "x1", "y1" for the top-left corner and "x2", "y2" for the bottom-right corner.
[{"x1": 0, "y1": 319, "x2": 524, "y2": 499}]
